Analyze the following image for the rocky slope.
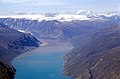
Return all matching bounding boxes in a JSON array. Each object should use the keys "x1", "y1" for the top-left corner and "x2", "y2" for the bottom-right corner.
[
  {"x1": 0, "y1": 13, "x2": 119, "y2": 40},
  {"x1": 64, "y1": 26, "x2": 120, "y2": 79},
  {"x1": 0, "y1": 60, "x2": 16, "y2": 79},
  {"x1": 0, "y1": 23, "x2": 40, "y2": 79}
]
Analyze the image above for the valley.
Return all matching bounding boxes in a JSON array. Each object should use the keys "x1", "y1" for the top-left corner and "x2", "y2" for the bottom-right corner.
[{"x1": 0, "y1": 11, "x2": 120, "y2": 79}]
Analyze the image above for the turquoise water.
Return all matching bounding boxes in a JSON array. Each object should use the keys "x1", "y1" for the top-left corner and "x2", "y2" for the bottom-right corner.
[{"x1": 12, "y1": 45, "x2": 73, "y2": 79}]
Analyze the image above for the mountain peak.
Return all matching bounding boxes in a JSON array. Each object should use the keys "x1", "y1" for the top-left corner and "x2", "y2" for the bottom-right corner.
[{"x1": 76, "y1": 10, "x2": 92, "y2": 15}]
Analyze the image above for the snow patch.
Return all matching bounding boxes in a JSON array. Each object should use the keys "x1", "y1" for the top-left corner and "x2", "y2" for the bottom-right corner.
[{"x1": 18, "y1": 30, "x2": 26, "y2": 33}]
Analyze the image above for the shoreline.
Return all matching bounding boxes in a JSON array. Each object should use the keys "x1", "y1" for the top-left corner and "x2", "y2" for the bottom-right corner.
[
  {"x1": 12, "y1": 39, "x2": 73, "y2": 60},
  {"x1": 12, "y1": 40, "x2": 73, "y2": 79}
]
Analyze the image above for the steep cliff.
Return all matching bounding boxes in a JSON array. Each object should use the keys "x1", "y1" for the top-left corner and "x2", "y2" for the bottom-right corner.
[{"x1": 0, "y1": 59, "x2": 16, "y2": 79}]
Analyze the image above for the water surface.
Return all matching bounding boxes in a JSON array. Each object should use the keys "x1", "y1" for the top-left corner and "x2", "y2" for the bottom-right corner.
[{"x1": 12, "y1": 43, "x2": 73, "y2": 79}]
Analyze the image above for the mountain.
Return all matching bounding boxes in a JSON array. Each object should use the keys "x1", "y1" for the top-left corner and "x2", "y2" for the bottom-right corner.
[
  {"x1": 0, "y1": 12, "x2": 119, "y2": 40},
  {"x1": 0, "y1": 23, "x2": 40, "y2": 79},
  {"x1": 1, "y1": 11, "x2": 119, "y2": 21},
  {"x1": 0, "y1": 48, "x2": 16, "y2": 79},
  {"x1": 64, "y1": 25, "x2": 120, "y2": 79},
  {"x1": 0, "y1": 24, "x2": 41, "y2": 63},
  {"x1": 0, "y1": 22, "x2": 8, "y2": 28},
  {"x1": 76, "y1": 10, "x2": 99, "y2": 19}
]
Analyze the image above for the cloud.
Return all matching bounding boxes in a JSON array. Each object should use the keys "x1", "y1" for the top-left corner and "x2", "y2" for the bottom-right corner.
[
  {"x1": 9, "y1": 11, "x2": 28, "y2": 15},
  {"x1": 0, "y1": 0, "x2": 32, "y2": 3},
  {"x1": 0, "y1": 0, "x2": 67, "y2": 6},
  {"x1": 0, "y1": 0, "x2": 119, "y2": 15},
  {"x1": 22, "y1": 0, "x2": 67, "y2": 6}
]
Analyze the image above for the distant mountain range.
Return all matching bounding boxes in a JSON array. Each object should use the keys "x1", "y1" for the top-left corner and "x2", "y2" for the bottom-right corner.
[
  {"x1": 1, "y1": 11, "x2": 120, "y2": 21},
  {"x1": 0, "y1": 11, "x2": 119, "y2": 39}
]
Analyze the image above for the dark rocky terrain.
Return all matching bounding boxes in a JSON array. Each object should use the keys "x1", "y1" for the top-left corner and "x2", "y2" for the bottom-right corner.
[
  {"x1": 0, "y1": 61, "x2": 16, "y2": 79},
  {"x1": 0, "y1": 23, "x2": 40, "y2": 79},
  {"x1": 64, "y1": 26, "x2": 120, "y2": 79}
]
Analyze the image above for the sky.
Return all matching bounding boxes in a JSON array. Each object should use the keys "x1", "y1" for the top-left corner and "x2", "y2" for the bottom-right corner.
[{"x1": 0, "y1": 0, "x2": 120, "y2": 15}]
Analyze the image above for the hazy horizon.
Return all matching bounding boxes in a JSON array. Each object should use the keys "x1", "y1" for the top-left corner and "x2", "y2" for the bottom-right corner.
[{"x1": 0, "y1": 0, "x2": 120, "y2": 15}]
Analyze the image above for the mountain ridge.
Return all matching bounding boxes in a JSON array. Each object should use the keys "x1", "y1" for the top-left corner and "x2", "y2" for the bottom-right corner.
[
  {"x1": 0, "y1": 23, "x2": 41, "y2": 79},
  {"x1": 64, "y1": 25, "x2": 120, "y2": 79},
  {"x1": 0, "y1": 15, "x2": 119, "y2": 40}
]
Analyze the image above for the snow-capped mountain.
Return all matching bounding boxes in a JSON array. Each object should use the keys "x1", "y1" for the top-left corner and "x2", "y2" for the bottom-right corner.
[
  {"x1": 0, "y1": 14, "x2": 90, "y2": 22},
  {"x1": 0, "y1": 10, "x2": 119, "y2": 39},
  {"x1": 0, "y1": 10, "x2": 103, "y2": 21},
  {"x1": 0, "y1": 10, "x2": 120, "y2": 21},
  {"x1": 76, "y1": 10, "x2": 98, "y2": 18}
]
